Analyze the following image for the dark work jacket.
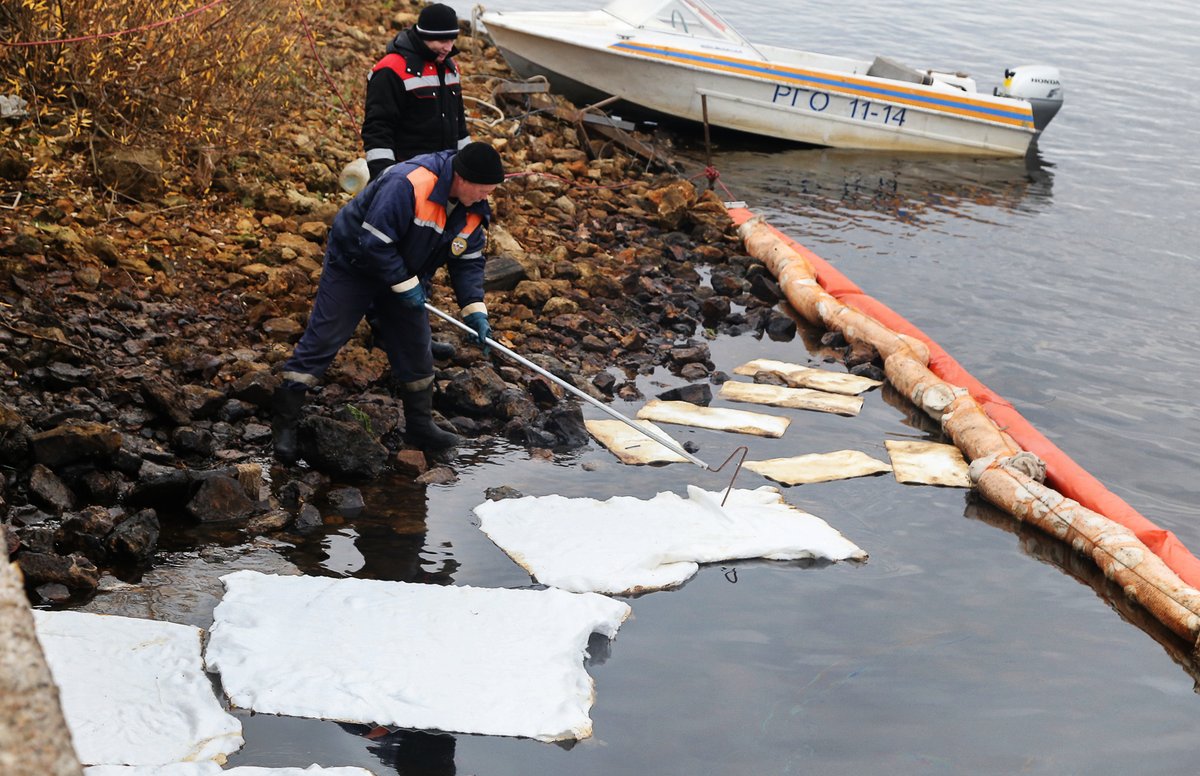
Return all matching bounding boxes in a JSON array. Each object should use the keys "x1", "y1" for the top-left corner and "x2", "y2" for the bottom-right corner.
[
  {"x1": 329, "y1": 150, "x2": 490, "y2": 314},
  {"x1": 361, "y1": 29, "x2": 468, "y2": 174}
]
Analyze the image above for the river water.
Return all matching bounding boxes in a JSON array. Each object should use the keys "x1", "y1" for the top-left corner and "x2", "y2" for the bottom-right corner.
[{"x1": 77, "y1": 1, "x2": 1200, "y2": 773}]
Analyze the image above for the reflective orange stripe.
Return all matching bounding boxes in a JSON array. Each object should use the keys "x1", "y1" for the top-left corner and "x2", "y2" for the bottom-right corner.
[{"x1": 406, "y1": 167, "x2": 445, "y2": 232}]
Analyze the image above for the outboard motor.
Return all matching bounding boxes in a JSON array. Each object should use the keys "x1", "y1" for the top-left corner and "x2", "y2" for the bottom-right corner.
[{"x1": 995, "y1": 65, "x2": 1064, "y2": 132}]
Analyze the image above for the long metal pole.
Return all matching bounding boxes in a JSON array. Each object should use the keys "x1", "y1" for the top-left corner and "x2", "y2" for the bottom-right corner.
[{"x1": 425, "y1": 303, "x2": 711, "y2": 470}]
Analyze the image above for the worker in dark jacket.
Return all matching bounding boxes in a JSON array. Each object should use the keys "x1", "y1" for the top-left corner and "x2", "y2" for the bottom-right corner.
[
  {"x1": 271, "y1": 142, "x2": 505, "y2": 462},
  {"x1": 362, "y1": 3, "x2": 469, "y2": 181}
]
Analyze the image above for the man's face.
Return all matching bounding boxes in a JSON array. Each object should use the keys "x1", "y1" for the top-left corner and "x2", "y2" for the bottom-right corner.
[
  {"x1": 450, "y1": 176, "x2": 499, "y2": 206},
  {"x1": 424, "y1": 37, "x2": 455, "y2": 62}
]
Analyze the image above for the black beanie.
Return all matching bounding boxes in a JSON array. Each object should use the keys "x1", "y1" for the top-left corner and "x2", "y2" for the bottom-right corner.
[
  {"x1": 415, "y1": 4, "x2": 459, "y2": 40},
  {"x1": 453, "y1": 142, "x2": 505, "y2": 185}
]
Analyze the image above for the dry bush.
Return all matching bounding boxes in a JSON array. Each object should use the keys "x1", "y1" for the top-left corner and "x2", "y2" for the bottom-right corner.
[{"x1": 1, "y1": 0, "x2": 324, "y2": 190}]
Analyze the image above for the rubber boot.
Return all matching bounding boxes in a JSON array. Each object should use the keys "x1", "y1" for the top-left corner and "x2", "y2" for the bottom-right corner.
[
  {"x1": 401, "y1": 385, "x2": 461, "y2": 449},
  {"x1": 430, "y1": 339, "x2": 456, "y2": 360},
  {"x1": 271, "y1": 385, "x2": 307, "y2": 463}
]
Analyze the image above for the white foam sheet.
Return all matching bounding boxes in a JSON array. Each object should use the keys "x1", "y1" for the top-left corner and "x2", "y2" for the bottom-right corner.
[
  {"x1": 885, "y1": 439, "x2": 972, "y2": 487},
  {"x1": 204, "y1": 571, "x2": 631, "y2": 742},
  {"x1": 474, "y1": 485, "x2": 867, "y2": 595},
  {"x1": 636, "y1": 399, "x2": 790, "y2": 437},
  {"x1": 84, "y1": 766, "x2": 374, "y2": 776},
  {"x1": 745, "y1": 449, "x2": 893, "y2": 485},
  {"x1": 32, "y1": 610, "x2": 243, "y2": 767},
  {"x1": 718, "y1": 380, "x2": 864, "y2": 416},
  {"x1": 584, "y1": 418, "x2": 690, "y2": 464},
  {"x1": 733, "y1": 358, "x2": 882, "y2": 395}
]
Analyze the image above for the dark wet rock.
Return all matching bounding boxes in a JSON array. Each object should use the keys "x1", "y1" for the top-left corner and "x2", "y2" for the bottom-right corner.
[
  {"x1": 187, "y1": 475, "x2": 255, "y2": 522},
  {"x1": 0, "y1": 402, "x2": 32, "y2": 466},
  {"x1": 747, "y1": 269, "x2": 783, "y2": 303},
  {"x1": 327, "y1": 486, "x2": 365, "y2": 517},
  {"x1": 657, "y1": 384, "x2": 712, "y2": 405},
  {"x1": 592, "y1": 371, "x2": 617, "y2": 396},
  {"x1": 846, "y1": 341, "x2": 879, "y2": 369},
  {"x1": 14, "y1": 523, "x2": 57, "y2": 554},
  {"x1": 526, "y1": 376, "x2": 564, "y2": 407},
  {"x1": 106, "y1": 508, "x2": 159, "y2": 562},
  {"x1": 58, "y1": 505, "x2": 115, "y2": 544},
  {"x1": 18, "y1": 551, "x2": 100, "y2": 590},
  {"x1": 172, "y1": 426, "x2": 217, "y2": 457},
  {"x1": 680, "y1": 363, "x2": 710, "y2": 380},
  {"x1": 765, "y1": 313, "x2": 797, "y2": 341},
  {"x1": 140, "y1": 374, "x2": 192, "y2": 425},
  {"x1": 496, "y1": 389, "x2": 539, "y2": 425},
  {"x1": 295, "y1": 503, "x2": 323, "y2": 531},
  {"x1": 31, "y1": 420, "x2": 122, "y2": 468},
  {"x1": 41, "y1": 361, "x2": 96, "y2": 391},
  {"x1": 850, "y1": 362, "x2": 886, "y2": 382},
  {"x1": 394, "y1": 449, "x2": 429, "y2": 476},
  {"x1": 245, "y1": 509, "x2": 292, "y2": 535},
  {"x1": 820, "y1": 330, "x2": 848, "y2": 349},
  {"x1": 78, "y1": 469, "x2": 127, "y2": 506},
  {"x1": 297, "y1": 415, "x2": 388, "y2": 479},
  {"x1": 504, "y1": 420, "x2": 557, "y2": 448},
  {"x1": 484, "y1": 485, "x2": 524, "y2": 501},
  {"x1": 219, "y1": 398, "x2": 257, "y2": 423},
  {"x1": 241, "y1": 422, "x2": 272, "y2": 446},
  {"x1": 616, "y1": 382, "x2": 643, "y2": 401},
  {"x1": 540, "y1": 404, "x2": 589, "y2": 450},
  {"x1": 416, "y1": 466, "x2": 457, "y2": 485},
  {"x1": 180, "y1": 384, "x2": 227, "y2": 419},
  {"x1": 277, "y1": 478, "x2": 316, "y2": 509},
  {"x1": 700, "y1": 295, "x2": 731, "y2": 325},
  {"x1": 710, "y1": 371, "x2": 730, "y2": 384},
  {"x1": 228, "y1": 369, "x2": 279, "y2": 409},
  {"x1": 444, "y1": 367, "x2": 508, "y2": 415},
  {"x1": 35, "y1": 583, "x2": 72, "y2": 603},
  {"x1": 669, "y1": 342, "x2": 711, "y2": 368},
  {"x1": 28, "y1": 463, "x2": 76, "y2": 515}
]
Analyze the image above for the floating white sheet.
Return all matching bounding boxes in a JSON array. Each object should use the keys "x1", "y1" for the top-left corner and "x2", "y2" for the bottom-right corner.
[
  {"x1": 584, "y1": 418, "x2": 690, "y2": 464},
  {"x1": 205, "y1": 571, "x2": 631, "y2": 742},
  {"x1": 885, "y1": 439, "x2": 972, "y2": 487},
  {"x1": 636, "y1": 399, "x2": 790, "y2": 437},
  {"x1": 718, "y1": 380, "x2": 864, "y2": 416},
  {"x1": 475, "y1": 485, "x2": 866, "y2": 595},
  {"x1": 84, "y1": 766, "x2": 374, "y2": 776},
  {"x1": 32, "y1": 610, "x2": 243, "y2": 767},
  {"x1": 734, "y1": 358, "x2": 882, "y2": 395},
  {"x1": 745, "y1": 450, "x2": 893, "y2": 485}
]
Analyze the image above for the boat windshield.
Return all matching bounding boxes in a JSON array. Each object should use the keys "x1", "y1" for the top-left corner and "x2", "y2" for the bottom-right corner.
[{"x1": 602, "y1": 0, "x2": 753, "y2": 46}]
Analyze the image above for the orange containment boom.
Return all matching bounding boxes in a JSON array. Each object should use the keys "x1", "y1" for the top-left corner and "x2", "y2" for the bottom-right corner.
[{"x1": 728, "y1": 207, "x2": 1200, "y2": 651}]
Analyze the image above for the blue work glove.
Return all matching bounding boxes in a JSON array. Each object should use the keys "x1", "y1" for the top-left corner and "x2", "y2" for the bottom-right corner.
[
  {"x1": 463, "y1": 312, "x2": 491, "y2": 356},
  {"x1": 393, "y1": 283, "x2": 425, "y2": 308}
]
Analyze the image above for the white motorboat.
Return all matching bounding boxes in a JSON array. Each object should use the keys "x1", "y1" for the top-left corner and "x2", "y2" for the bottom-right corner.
[{"x1": 479, "y1": 0, "x2": 1063, "y2": 156}]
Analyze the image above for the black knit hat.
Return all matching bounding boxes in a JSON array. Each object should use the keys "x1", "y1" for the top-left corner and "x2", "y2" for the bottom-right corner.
[
  {"x1": 453, "y1": 142, "x2": 505, "y2": 185},
  {"x1": 415, "y1": 4, "x2": 459, "y2": 40}
]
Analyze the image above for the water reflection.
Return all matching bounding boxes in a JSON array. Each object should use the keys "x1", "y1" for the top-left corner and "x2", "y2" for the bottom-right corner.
[
  {"x1": 340, "y1": 724, "x2": 457, "y2": 776},
  {"x1": 962, "y1": 495, "x2": 1200, "y2": 691},
  {"x1": 677, "y1": 134, "x2": 1055, "y2": 226}
]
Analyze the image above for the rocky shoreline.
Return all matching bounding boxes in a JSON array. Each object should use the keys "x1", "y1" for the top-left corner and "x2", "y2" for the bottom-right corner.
[{"x1": 0, "y1": 2, "x2": 812, "y2": 604}]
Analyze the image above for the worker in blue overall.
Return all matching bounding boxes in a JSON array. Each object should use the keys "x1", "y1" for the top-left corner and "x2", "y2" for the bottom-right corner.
[{"x1": 271, "y1": 142, "x2": 504, "y2": 463}]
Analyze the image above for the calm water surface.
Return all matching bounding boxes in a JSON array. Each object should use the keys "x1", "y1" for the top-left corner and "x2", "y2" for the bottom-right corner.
[{"x1": 81, "y1": 1, "x2": 1200, "y2": 773}]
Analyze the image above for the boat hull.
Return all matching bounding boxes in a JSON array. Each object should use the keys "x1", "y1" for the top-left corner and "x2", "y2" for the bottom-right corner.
[{"x1": 486, "y1": 21, "x2": 1036, "y2": 157}]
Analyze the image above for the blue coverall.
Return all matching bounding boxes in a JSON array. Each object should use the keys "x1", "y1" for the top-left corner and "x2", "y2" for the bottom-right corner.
[{"x1": 281, "y1": 149, "x2": 490, "y2": 391}]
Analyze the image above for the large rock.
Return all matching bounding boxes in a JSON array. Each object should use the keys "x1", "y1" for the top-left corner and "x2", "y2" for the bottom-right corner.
[
  {"x1": 17, "y1": 551, "x2": 100, "y2": 590},
  {"x1": 186, "y1": 476, "x2": 255, "y2": 522},
  {"x1": 0, "y1": 402, "x2": 31, "y2": 467},
  {"x1": 297, "y1": 415, "x2": 388, "y2": 479},
  {"x1": 30, "y1": 421, "x2": 122, "y2": 469},
  {"x1": 96, "y1": 146, "x2": 164, "y2": 199}
]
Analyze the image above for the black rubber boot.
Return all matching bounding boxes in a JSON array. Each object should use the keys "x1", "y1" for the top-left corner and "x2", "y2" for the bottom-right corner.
[
  {"x1": 271, "y1": 385, "x2": 307, "y2": 463},
  {"x1": 401, "y1": 385, "x2": 461, "y2": 449},
  {"x1": 430, "y1": 339, "x2": 456, "y2": 360}
]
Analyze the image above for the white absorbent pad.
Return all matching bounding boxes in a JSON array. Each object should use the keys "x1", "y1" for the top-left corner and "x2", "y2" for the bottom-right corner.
[
  {"x1": 745, "y1": 450, "x2": 893, "y2": 485},
  {"x1": 885, "y1": 439, "x2": 971, "y2": 487},
  {"x1": 474, "y1": 485, "x2": 866, "y2": 595},
  {"x1": 584, "y1": 418, "x2": 691, "y2": 464},
  {"x1": 734, "y1": 359, "x2": 882, "y2": 395},
  {"x1": 85, "y1": 766, "x2": 374, "y2": 776},
  {"x1": 204, "y1": 571, "x2": 631, "y2": 742},
  {"x1": 636, "y1": 399, "x2": 790, "y2": 437},
  {"x1": 718, "y1": 380, "x2": 864, "y2": 416},
  {"x1": 32, "y1": 610, "x2": 243, "y2": 767}
]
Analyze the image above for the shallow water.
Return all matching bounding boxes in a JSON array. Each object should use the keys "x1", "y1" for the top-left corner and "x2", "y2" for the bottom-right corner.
[{"x1": 76, "y1": 0, "x2": 1200, "y2": 773}]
